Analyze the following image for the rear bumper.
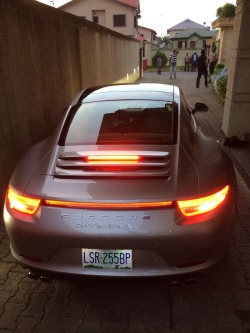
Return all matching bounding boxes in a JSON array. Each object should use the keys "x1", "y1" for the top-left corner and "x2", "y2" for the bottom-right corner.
[
  {"x1": 4, "y1": 201, "x2": 235, "y2": 277},
  {"x1": 11, "y1": 244, "x2": 226, "y2": 278}
]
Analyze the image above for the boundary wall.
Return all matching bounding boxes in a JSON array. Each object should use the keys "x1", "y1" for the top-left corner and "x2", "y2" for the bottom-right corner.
[{"x1": 0, "y1": 0, "x2": 140, "y2": 202}]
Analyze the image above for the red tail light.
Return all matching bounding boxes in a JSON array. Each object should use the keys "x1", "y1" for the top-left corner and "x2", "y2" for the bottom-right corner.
[
  {"x1": 7, "y1": 188, "x2": 41, "y2": 215},
  {"x1": 44, "y1": 200, "x2": 173, "y2": 210},
  {"x1": 177, "y1": 185, "x2": 229, "y2": 217},
  {"x1": 6, "y1": 185, "x2": 229, "y2": 216},
  {"x1": 87, "y1": 154, "x2": 140, "y2": 165}
]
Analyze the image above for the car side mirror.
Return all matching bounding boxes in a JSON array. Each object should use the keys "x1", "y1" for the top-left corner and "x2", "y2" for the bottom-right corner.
[{"x1": 191, "y1": 102, "x2": 208, "y2": 114}]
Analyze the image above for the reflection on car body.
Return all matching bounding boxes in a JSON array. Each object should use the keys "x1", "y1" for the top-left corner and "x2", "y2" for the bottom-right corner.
[{"x1": 3, "y1": 83, "x2": 237, "y2": 279}]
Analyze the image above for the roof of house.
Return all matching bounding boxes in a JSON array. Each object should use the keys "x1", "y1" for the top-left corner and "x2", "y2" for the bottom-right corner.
[
  {"x1": 59, "y1": 0, "x2": 140, "y2": 10},
  {"x1": 168, "y1": 19, "x2": 207, "y2": 32},
  {"x1": 138, "y1": 25, "x2": 157, "y2": 34},
  {"x1": 170, "y1": 28, "x2": 216, "y2": 40},
  {"x1": 117, "y1": 0, "x2": 140, "y2": 9}
]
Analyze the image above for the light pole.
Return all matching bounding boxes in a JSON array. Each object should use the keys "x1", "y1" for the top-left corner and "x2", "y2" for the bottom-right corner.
[{"x1": 161, "y1": 14, "x2": 163, "y2": 37}]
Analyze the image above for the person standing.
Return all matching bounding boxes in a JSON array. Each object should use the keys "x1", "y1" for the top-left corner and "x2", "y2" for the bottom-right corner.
[
  {"x1": 156, "y1": 56, "x2": 163, "y2": 74},
  {"x1": 208, "y1": 45, "x2": 218, "y2": 78},
  {"x1": 169, "y1": 49, "x2": 178, "y2": 79},
  {"x1": 191, "y1": 52, "x2": 198, "y2": 72},
  {"x1": 184, "y1": 53, "x2": 190, "y2": 72},
  {"x1": 196, "y1": 49, "x2": 208, "y2": 88}
]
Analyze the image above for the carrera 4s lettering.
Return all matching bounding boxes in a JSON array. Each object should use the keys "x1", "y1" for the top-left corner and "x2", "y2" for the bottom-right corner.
[{"x1": 76, "y1": 223, "x2": 134, "y2": 230}]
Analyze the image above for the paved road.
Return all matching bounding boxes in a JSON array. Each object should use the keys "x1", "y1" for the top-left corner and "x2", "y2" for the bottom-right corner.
[{"x1": 1, "y1": 71, "x2": 250, "y2": 333}]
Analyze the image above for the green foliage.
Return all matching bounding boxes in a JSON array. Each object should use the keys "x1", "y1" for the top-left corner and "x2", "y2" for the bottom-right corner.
[
  {"x1": 162, "y1": 36, "x2": 170, "y2": 44},
  {"x1": 156, "y1": 36, "x2": 170, "y2": 45},
  {"x1": 215, "y1": 75, "x2": 228, "y2": 99},
  {"x1": 152, "y1": 51, "x2": 168, "y2": 67},
  {"x1": 214, "y1": 63, "x2": 225, "y2": 74},
  {"x1": 216, "y1": 3, "x2": 236, "y2": 18},
  {"x1": 211, "y1": 65, "x2": 228, "y2": 100}
]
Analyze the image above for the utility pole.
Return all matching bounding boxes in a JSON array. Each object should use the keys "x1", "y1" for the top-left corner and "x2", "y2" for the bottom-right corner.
[{"x1": 161, "y1": 14, "x2": 163, "y2": 37}]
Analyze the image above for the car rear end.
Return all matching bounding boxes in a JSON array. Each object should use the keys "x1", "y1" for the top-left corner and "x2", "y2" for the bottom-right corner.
[{"x1": 4, "y1": 84, "x2": 235, "y2": 277}]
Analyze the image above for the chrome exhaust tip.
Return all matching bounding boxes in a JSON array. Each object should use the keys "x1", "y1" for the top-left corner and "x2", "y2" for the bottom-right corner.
[
  {"x1": 40, "y1": 275, "x2": 52, "y2": 283},
  {"x1": 28, "y1": 271, "x2": 51, "y2": 283},
  {"x1": 28, "y1": 271, "x2": 40, "y2": 280}
]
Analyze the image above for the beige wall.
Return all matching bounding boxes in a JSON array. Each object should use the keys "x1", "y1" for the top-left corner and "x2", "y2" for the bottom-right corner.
[
  {"x1": 222, "y1": 0, "x2": 250, "y2": 139},
  {"x1": 60, "y1": 0, "x2": 137, "y2": 36},
  {"x1": 212, "y1": 17, "x2": 234, "y2": 68},
  {"x1": 0, "y1": 0, "x2": 140, "y2": 202},
  {"x1": 137, "y1": 26, "x2": 155, "y2": 43}
]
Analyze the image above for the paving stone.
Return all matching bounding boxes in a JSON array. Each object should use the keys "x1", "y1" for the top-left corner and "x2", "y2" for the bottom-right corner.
[
  {"x1": 15, "y1": 317, "x2": 42, "y2": 333},
  {"x1": 0, "y1": 291, "x2": 16, "y2": 314},
  {"x1": 0, "y1": 303, "x2": 27, "y2": 330},
  {"x1": 21, "y1": 294, "x2": 49, "y2": 318}
]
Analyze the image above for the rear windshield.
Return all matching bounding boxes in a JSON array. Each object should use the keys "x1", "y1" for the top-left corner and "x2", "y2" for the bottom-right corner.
[{"x1": 63, "y1": 100, "x2": 177, "y2": 145}]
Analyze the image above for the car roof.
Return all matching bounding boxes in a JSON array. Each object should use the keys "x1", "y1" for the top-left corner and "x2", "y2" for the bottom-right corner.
[{"x1": 74, "y1": 83, "x2": 180, "y2": 104}]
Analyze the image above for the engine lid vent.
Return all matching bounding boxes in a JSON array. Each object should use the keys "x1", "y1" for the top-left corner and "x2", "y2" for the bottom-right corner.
[{"x1": 54, "y1": 151, "x2": 171, "y2": 178}]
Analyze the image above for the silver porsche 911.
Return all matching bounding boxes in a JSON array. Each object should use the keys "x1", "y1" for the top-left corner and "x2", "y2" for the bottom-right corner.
[{"x1": 4, "y1": 83, "x2": 237, "y2": 279}]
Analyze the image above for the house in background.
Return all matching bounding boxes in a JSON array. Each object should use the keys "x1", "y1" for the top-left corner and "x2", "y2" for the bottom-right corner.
[
  {"x1": 167, "y1": 19, "x2": 208, "y2": 38},
  {"x1": 136, "y1": 25, "x2": 157, "y2": 70},
  {"x1": 166, "y1": 19, "x2": 216, "y2": 52},
  {"x1": 59, "y1": 0, "x2": 141, "y2": 37},
  {"x1": 170, "y1": 28, "x2": 216, "y2": 52},
  {"x1": 150, "y1": 19, "x2": 216, "y2": 68},
  {"x1": 137, "y1": 25, "x2": 157, "y2": 43}
]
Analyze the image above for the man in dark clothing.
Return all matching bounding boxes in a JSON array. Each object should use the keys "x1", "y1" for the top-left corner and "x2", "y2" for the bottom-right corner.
[
  {"x1": 196, "y1": 50, "x2": 208, "y2": 88},
  {"x1": 156, "y1": 57, "x2": 163, "y2": 74},
  {"x1": 191, "y1": 52, "x2": 197, "y2": 72}
]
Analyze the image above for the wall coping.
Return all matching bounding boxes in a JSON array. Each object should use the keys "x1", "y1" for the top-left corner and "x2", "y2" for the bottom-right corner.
[{"x1": 212, "y1": 17, "x2": 234, "y2": 29}]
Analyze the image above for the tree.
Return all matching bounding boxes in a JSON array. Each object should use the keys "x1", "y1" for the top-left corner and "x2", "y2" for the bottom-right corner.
[
  {"x1": 216, "y1": 3, "x2": 236, "y2": 18},
  {"x1": 162, "y1": 36, "x2": 170, "y2": 44},
  {"x1": 152, "y1": 51, "x2": 168, "y2": 67}
]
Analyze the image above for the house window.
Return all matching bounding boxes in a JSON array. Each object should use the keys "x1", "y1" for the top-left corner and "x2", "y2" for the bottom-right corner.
[
  {"x1": 134, "y1": 16, "x2": 137, "y2": 28},
  {"x1": 113, "y1": 14, "x2": 126, "y2": 27},
  {"x1": 93, "y1": 16, "x2": 99, "y2": 23},
  {"x1": 177, "y1": 41, "x2": 187, "y2": 49},
  {"x1": 190, "y1": 41, "x2": 196, "y2": 49}
]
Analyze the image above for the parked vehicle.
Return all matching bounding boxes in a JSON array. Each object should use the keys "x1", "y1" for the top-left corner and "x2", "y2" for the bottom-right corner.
[{"x1": 4, "y1": 83, "x2": 237, "y2": 279}]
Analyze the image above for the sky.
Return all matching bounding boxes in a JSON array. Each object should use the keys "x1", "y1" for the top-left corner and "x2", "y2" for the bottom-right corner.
[{"x1": 36, "y1": 0, "x2": 237, "y2": 36}]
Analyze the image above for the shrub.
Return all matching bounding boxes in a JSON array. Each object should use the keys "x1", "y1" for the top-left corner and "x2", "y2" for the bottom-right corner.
[
  {"x1": 216, "y1": 3, "x2": 236, "y2": 17},
  {"x1": 211, "y1": 65, "x2": 228, "y2": 100},
  {"x1": 215, "y1": 75, "x2": 228, "y2": 99},
  {"x1": 152, "y1": 51, "x2": 168, "y2": 67},
  {"x1": 213, "y1": 63, "x2": 225, "y2": 74}
]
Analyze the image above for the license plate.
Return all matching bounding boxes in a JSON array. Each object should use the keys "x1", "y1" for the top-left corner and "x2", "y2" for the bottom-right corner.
[{"x1": 82, "y1": 249, "x2": 132, "y2": 270}]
